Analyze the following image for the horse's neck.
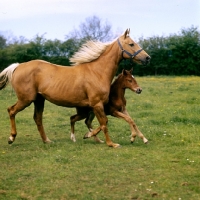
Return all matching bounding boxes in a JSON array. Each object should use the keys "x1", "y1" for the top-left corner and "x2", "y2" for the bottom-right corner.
[{"x1": 95, "y1": 42, "x2": 121, "y2": 83}]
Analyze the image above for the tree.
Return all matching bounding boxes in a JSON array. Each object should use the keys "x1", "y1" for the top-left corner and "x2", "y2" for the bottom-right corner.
[
  {"x1": 167, "y1": 26, "x2": 200, "y2": 75},
  {"x1": 1, "y1": 25, "x2": 199, "y2": 75},
  {"x1": 0, "y1": 35, "x2": 6, "y2": 49},
  {"x1": 65, "y1": 15, "x2": 114, "y2": 43}
]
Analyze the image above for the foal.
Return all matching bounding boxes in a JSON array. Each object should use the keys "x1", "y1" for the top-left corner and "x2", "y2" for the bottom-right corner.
[{"x1": 70, "y1": 69, "x2": 148, "y2": 144}]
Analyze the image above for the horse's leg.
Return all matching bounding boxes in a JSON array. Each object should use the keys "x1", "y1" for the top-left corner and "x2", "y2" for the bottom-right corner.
[
  {"x1": 87, "y1": 103, "x2": 120, "y2": 148},
  {"x1": 7, "y1": 100, "x2": 32, "y2": 144},
  {"x1": 112, "y1": 110, "x2": 148, "y2": 144},
  {"x1": 33, "y1": 94, "x2": 51, "y2": 143},
  {"x1": 85, "y1": 111, "x2": 104, "y2": 143}
]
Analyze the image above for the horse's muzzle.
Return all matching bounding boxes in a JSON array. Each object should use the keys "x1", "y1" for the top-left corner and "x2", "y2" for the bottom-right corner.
[{"x1": 142, "y1": 56, "x2": 151, "y2": 65}]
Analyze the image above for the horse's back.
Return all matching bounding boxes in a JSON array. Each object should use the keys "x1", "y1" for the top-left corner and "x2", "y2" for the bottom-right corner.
[
  {"x1": 11, "y1": 60, "x2": 89, "y2": 106},
  {"x1": 12, "y1": 60, "x2": 78, "y2": 85}
]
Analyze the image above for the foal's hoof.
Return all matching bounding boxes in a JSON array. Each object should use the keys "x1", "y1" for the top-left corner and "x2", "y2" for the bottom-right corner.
[
  {"x1": 83, "y1": 132, "x2": 92, "y2": 139},
  {"x1": 70, "y1": 133, "x2": 76, "y2": 142},
  {"x1": 43, "y1": 138, "x2": 52, "y2": 143},
  {"x1": 130, "y1": 139, "x2": 134, "y2": 143},
  {"x1": 83, "y1": 135, "x2": 88, "y2": 139},
  {"x1": 8, "y1": 139, "x2": 13, "y2": 144},
  {"x1": 110, "y1": 143, "x2": 121, "y2": 148},
  {"x1": 8, "y1": 136, "x2": 15, "y2": 144},
  {"x1": 93, "y1": 136, "x2": 104, "y2": 143}
]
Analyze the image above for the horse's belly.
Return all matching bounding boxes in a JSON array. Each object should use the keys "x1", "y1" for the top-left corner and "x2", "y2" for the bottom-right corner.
[{"x1": 40, "y1": 91, "x2": 90, "y2": 107}]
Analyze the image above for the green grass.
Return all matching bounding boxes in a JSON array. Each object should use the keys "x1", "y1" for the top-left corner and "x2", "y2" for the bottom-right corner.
[{"x1": 0, "y1": 76, "x2": 200, "y2": 200}]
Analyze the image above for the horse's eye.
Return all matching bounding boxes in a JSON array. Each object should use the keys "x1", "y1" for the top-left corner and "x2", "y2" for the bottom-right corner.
[
  {"x1": 128, "y1": 80, "x2": 132, "y2": 83},
  {"x1": 129, "y1": 43, "x2": 134, "y2": 47}
]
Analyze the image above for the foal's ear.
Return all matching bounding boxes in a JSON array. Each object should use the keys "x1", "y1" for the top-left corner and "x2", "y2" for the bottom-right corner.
[
  {"x1": 129, "y1": 67, "x2": 133, "y2": 74},
  {"x1": 122, "y1": 69, "x2": 128, "y2": 76},
  {"x1": 124, "y1": 28, "x2": 130, "y2": 39}
]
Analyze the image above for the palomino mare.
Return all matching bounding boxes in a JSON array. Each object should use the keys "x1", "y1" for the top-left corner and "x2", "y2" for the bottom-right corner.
[
  {"x1": 70, "y1": 69, "x2": 148, "y2": 144},
  {"x1": 0, "y1": 29, "x2": 150, "y2": 148}
]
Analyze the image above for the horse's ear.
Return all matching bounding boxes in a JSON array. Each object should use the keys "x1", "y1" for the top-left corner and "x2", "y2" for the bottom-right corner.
[
  {"x1": 129, "y1": 67, "x2": 133, "y2": 74},
  {"x1": 124, "y1": 29, "x2": 130, "y2": 39}
]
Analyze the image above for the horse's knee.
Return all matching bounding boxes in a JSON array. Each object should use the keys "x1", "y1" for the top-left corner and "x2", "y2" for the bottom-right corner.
[{"x1": 7, "y1": 106, "x2": 15, "y2": 117}]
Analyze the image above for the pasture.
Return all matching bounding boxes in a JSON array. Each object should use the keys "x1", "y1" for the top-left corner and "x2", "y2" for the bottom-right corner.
[{"x1": 0, "y1": 76, "x2": 199, "y2": 199}]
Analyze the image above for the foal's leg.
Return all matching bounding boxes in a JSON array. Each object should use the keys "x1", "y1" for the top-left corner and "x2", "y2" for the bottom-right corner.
[
  {"x1": 70, "y1": 114, "x2": 87, "y2": 142},
  {"x1": 85, "y1": 103, "x2": 120, "y2": 148},
  {"x1": 85, "y1": 111, "x2": 104, "y2": 143},
  {"x1": 84, "y1": 111, "x2": 95, "y2": 132},
  {"x1": 70, "y1": 110, "x2": 103, "y2": 143},
  {"x1": 112, "y1": 110, "x2": 148, "y2": 144},
  {"x1": 33, "y1": 94, "x2": 51, "y2": 143},
  {"x1": 7, "y1": 100, "x2": 32, "y2": 144},
  {"x1": 123, "y1": 110, "x2": 148, "y2": 143}
]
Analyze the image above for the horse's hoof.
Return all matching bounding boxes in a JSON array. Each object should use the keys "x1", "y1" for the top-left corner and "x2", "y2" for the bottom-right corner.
[{"x1": 143, "y1": 138, "x2": 148, "y2": 144}]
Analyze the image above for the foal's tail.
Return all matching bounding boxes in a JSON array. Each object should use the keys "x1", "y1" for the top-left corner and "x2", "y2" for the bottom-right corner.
[{"x1": 0, "y1": 63, "x2": 19, "y2": 90}]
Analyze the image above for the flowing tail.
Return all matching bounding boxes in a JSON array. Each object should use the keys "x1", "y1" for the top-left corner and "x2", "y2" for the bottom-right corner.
[{"x1": 0, "y1": 63, "x2": 19, "y2": 90}]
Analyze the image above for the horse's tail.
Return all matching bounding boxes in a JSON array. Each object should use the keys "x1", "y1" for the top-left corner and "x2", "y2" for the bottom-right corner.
[{"x1": 0, "y1": 63, "x2": 19, "y2": 90}]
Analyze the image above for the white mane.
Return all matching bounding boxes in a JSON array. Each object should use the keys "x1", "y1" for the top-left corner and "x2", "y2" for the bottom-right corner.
[{"x1": 70, "y1": 40, "x2": 112, "y2": 66}]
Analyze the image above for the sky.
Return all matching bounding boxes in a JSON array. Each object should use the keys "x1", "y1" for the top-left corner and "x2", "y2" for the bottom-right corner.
[{"x1": 0, "y1": 0, "x2": 199, "y2": 41}]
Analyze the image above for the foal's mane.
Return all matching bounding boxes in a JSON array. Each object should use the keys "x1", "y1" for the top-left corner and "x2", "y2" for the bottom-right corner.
[{"x1": 69, "y1": 40, "x2": 113, "y2": 66}]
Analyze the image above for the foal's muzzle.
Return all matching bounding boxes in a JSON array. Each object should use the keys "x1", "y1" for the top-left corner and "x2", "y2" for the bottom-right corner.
[{"x1": 136, "y1": 88, "x2": 142, "y2": 94}]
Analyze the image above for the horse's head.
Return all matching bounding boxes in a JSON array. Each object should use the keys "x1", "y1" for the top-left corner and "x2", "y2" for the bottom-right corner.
[
  {"x1": 118, "y1": 29, "x2": 151, "y2": 65},
  {"x1": 121, "y1": 68, "x2": 142, "y2": 94}
]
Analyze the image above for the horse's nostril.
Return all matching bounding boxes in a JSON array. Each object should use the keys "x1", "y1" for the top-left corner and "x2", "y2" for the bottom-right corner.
[{"x1": 146, "y1": 56, "x2": 151, "y2": 61}]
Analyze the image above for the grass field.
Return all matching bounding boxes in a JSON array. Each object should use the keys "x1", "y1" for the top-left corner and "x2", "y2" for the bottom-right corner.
[{"x1": 0, "y1": 76, "x2": 200, "y2": 200}]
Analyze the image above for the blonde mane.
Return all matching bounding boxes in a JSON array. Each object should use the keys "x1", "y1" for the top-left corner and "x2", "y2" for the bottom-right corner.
[{"x1": 70, "y1": 40, "x2": 112, "y2": 66}]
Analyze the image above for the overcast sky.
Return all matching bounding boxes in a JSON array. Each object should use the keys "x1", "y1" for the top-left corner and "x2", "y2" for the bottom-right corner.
[{"x1": 0, "y1": 0, "x2": 199, "y2": 41}]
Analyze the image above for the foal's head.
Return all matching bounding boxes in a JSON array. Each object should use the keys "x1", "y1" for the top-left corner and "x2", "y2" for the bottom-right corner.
[{"x1": 120, "y1": 68, "x2": 142, "y2": 94}]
